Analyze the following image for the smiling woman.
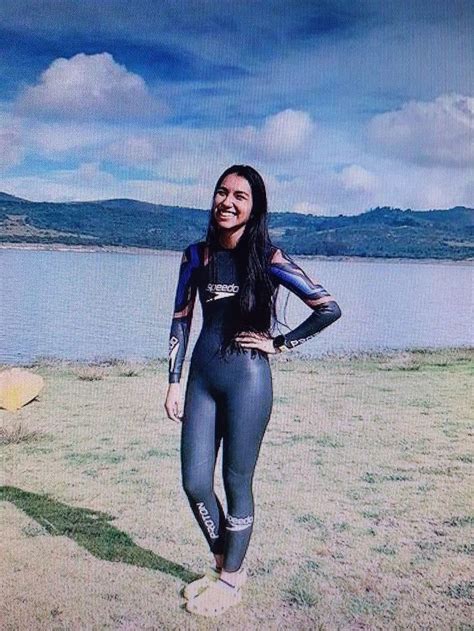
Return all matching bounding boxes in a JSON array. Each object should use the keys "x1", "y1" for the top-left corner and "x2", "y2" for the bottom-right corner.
[{"x1": 164, "y1": 164, "x2": 342, "y2": 617}]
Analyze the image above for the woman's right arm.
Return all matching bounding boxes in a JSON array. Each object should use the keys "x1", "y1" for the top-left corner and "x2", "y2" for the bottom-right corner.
[{"x1": 165, "y1": 245, "x2": 198, "y2": 422}]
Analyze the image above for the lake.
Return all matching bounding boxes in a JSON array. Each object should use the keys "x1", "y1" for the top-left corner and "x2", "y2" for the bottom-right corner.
[{"x1": 1, "y1": 247, "x2": 472, "y2": 364}]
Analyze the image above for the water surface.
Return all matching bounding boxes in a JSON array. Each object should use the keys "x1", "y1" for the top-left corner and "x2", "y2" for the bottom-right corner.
[{"x1": 1, "y1": 248, "x2": 472, "y2": 363}]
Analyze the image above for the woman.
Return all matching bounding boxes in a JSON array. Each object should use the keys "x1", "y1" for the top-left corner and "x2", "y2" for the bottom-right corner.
[{"x1": 164, "y1": 165, "x2": 341, "y2": 617}]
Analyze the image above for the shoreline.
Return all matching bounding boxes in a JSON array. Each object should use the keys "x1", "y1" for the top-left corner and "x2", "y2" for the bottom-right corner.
[
  {"x1": 2, "y1": 346, "x2": 472, "y2": 370},
  {"x1": 1, "y1": 241, "x2": 472, "y2": 264}
]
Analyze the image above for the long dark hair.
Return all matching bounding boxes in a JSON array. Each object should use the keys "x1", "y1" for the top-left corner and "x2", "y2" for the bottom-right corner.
[{"x1": 206, "y1": 164, "x2": 278, "y2": 334}]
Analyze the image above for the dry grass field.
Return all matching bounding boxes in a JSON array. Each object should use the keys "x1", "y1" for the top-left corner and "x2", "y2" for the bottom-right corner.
[{"x1": 1, "y1": 348, "x2": 472, "y2": 630}]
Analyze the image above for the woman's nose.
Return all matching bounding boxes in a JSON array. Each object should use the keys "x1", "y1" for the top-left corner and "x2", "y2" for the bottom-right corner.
[{"x1": 221, "y1": 196, "x2": 233, "y2": 208}]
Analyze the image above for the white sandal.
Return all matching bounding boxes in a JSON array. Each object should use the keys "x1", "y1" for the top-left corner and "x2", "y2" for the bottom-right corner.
[
  {"x1": 182, "y1": 566, "x2": 221, "y2": 600},
  {"x1": 185, "y1": 568, "x2": 247, "y2": 617}
]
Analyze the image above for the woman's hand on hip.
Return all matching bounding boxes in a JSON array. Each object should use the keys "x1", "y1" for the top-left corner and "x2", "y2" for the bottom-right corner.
[
  {"x1": 234, "y1": 331, "x2": 279, "y2": 354},
  {"x1": 164, "y1": 383, "x2": 184, "y2": 423}
]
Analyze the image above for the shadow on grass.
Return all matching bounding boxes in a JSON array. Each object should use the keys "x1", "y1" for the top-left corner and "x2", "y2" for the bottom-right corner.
[{"x1": 0, "y1": 486, "x2": 197, "y2": 583}]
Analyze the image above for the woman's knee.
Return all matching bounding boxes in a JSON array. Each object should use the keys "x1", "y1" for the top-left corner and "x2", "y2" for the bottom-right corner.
[
  {"x1": 182, "y1": 471, "x2": 213, "y2": 500},
  {"x1": 223, "y1": 466, "x2": 253, "y2": 502}
]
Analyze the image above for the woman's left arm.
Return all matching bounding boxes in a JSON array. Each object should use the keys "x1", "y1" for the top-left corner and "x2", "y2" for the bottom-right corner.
[
  {"x1": 268, "y1": 248, "x2": 341, "y2": 351},
  {"x1": 234, "y1": 248, "x2": 341, "y2": 353}
]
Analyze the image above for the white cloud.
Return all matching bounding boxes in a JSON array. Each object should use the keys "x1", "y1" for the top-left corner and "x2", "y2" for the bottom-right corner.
[
  {"x1": 0, "y1": 162, "x2": 212, "y2": 207},
  {"x1": 262, "y1": 157, "x2": 474, "y2": 214},
  {"x1": 0, "y1": 120, "x2": 22, "y2": 169},
  {"x1": 1, "y1": 108, "x2": 471, "y2": 214},
  {"x1": 0, "y1": 163, "x2": 118, "y2": 201},
  {"x1": 368, "y1": 93, "x2": 474, "y2": 168},
  {"x1": 104, "y1": 128, "x2": 235, "y2": 185},
  {"x1": 238, "y1": 110, "x2": 315, "y2": 161},
  {"x1": 338, "y1": 164, "x2": 376, "y2": 192},
  {"x1": 107, "y1": 135, "x2": 162, "y2": 164},
  {"x1": 1, "y1": 155, "x2": 472, "y2": 214},
  {"x1": 28, "y1": 121, "x2": 119, "y2": 156},
  {"x1": 369, "y1": 161, "x2": 474, "y2": 210},
  {"x1": 17, "y1": 52, "x2": 166, "y2": 121}
]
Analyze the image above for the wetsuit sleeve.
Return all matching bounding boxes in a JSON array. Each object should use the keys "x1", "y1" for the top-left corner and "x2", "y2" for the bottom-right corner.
[
  {"x1": 269, "y1": 248, "x2": 342, "y2": 349},
  {"x1": 168, "y1": 245, "x2": 198, "y2": 384}
]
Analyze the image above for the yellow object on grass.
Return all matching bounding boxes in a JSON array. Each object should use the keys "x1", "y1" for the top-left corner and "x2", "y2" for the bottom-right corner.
[{"x1": 0, "y1": 368, "x2": 44, "y2": 411}]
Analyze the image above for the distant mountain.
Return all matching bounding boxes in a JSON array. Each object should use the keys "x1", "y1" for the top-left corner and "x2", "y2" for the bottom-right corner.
[
  {"x1": 0, "y1": 192, "x2": 27, "y2": 202},
  {"x1": 0, "y1": 192, "x2": 472, "y2": 260}
]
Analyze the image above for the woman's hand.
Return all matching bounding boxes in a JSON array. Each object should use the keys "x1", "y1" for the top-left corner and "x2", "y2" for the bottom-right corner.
[
  {"x1": 164, "y1": 383, "x2": 184, "y2": 423},
  {"x1": 234, "y1": 331, "x2": 280, "y2": 354}
]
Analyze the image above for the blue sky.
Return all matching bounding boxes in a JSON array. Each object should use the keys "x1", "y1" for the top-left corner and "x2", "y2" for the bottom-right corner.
[{"x1": 0, "y1": 0, "x2": 472, "y2": 214}]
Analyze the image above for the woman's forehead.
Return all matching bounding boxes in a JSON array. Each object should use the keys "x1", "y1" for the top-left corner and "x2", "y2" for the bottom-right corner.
[{"x1": 219, "y1": 173, "x2": 252, "y2": 194}]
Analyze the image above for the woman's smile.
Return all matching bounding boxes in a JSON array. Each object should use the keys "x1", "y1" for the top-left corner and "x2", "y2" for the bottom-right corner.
[{"x1": 216, "y1": 208, "x2": 237, "y2": 217}]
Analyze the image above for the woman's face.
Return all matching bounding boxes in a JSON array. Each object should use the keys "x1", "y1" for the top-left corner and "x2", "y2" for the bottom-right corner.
[{"x1": 213, "y1": 173, "x2": 253, "y2": 232}]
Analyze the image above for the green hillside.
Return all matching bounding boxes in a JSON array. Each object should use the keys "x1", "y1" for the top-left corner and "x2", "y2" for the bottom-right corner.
[{"x1": 0, "y1": 194, "x2": 472, "y2": 260}]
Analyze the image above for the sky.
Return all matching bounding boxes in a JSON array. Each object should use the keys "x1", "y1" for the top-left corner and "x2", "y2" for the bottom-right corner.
[{"x1": 0, "y1": 0, "x2": 472, "y2": 215}]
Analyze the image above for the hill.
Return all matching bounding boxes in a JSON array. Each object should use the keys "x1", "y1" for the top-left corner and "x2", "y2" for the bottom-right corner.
[
  {"x1": 0, "y1": 193, "x2": 472, "y2": 259},
  {"x1": 0, "y1": 192, "x2": 27, "y2": 202}
]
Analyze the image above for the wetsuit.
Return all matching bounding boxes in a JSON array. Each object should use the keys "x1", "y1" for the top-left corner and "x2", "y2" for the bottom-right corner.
[{"x1": 168, "y1": 241, "x2": 341, "y2": 571}]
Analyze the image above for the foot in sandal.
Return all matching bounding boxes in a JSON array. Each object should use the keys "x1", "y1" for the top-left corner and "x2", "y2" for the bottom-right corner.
[
  {"x1": 182, "y1": 566, "x2": 221, "y2": 600},
  {"x1": 185, "y1": 567, "x2": 247, "y2": 617}
]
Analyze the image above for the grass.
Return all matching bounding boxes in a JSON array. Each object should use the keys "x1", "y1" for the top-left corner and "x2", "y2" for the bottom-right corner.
[
  {"x1": 361, "y1": 471, "x2": 413, "y2": 484},
  {"x1": 372, "y1": 544, "x2": 397, "y2": 556},
  {"x1": 73, "y1": 366, "x2": 106, "y2": 381},
  {"x1": 453, "y1": 454, "x2": 473, "y2": 464},
  {"x1": 1, "y1": 347, "x2": 472, "y2": 630},
  {"x1": 0, "y1": 421, "x2": 43, "y2": 445},
  {"x1": 454, "y1": 543, "x2": 473, "y2": 555},
  {"x1": 445, "y1": 581, "x2": 473, "y2": 601},
  {"x1": 65, "y1": 451, "x2": 126, "y2": 465},
  {"x1": 314, "y1": 433, "x2": 343, "y2": 448},
  {"x1": 283, "y1": 572, "x2": 320, "y2": 608},
  {"x1": 443, "y1": 516, "x2": 474, "y2": 527}
]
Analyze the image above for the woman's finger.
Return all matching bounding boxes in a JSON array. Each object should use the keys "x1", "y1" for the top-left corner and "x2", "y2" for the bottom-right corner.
[
  {"x1": 235, "y1": 338, "x2": 259, "y2": 346},
  {"x1": 236, "y1": 331, "x2": 264, "y2": 340},
  {"x1": 172, "y1": 401, "x2": 182, "y2": 423},
  {"x1": 237, "y1": 340, "x2": 267, "y2": 350},
  {"x1": 165, "y1": 399, "x2": 182, "y2": 423},
  {"x1": 170, "y1": 410, "x2": 181, "y2": 423},
  {"x1": 235, "y1": 334, "x2": 267, "y2": 343}
]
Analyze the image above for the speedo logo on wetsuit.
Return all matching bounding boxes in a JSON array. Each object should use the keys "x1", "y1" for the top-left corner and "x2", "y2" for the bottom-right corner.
[
  {"x1": 226, "y1": 513, "x2": 254, "y2": 532},
  {"x1": 196, "y1": 502, "x2": 219, "y2": 539},
  {"x1": 205, "y1": 282, "x2": 240, "y2": 303}
]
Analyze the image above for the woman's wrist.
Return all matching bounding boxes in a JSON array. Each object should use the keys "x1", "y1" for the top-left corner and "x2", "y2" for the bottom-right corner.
[{"x1": 272, "y1": 335, "x2": 289, "y2": 353}]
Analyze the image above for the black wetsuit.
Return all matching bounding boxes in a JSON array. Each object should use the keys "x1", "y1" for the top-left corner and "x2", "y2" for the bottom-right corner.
[{"x1": 168, "y1": 241, "x2": 341, "y2": 571}]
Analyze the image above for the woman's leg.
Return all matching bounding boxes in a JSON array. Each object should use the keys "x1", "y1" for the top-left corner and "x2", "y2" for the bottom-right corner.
[
  {"x1": 181, "y1": 373, "x2": 226, "y2": 556},
  {"x1": 220, "y1": 361, "x2": 273, "y2": 574}
]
